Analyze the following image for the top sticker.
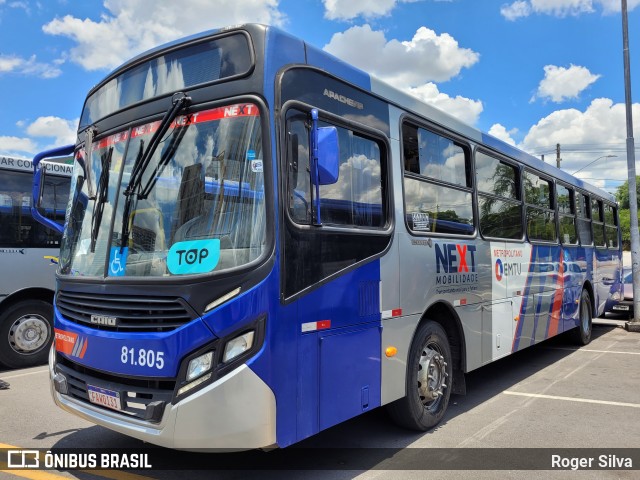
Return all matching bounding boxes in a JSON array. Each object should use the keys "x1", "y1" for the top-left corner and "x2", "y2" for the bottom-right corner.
[{"x1": 167, "y1": 239, "x2": 221, "y2": 275}]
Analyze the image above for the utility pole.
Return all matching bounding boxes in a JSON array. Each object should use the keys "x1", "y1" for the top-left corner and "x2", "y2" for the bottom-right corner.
[
  {"x1": 556, "y1": 143, "x2": 561, "y2": 169},
  {"x1": 621, "y1": 0, "x2": 640, "y2": 331},
  {"x1": 541, "y1": 154, "x2": 545, "y2": 163}
]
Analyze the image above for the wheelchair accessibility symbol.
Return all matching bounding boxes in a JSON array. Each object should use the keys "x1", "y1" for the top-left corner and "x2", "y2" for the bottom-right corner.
[{"x1": 109, "y1": 247, "x2": 128, "y2": 276}]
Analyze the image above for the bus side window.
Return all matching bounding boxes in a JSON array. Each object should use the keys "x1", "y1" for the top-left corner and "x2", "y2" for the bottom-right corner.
[
  {"x1": 605, "y1": 204, "x2": 619, "y2": 249},
  {"x1": 286, "y1": 109, "x2": 385, "y2": 229},
  {"x1": 557, "y1": 184, "x2": 578, "y2": 245},
  {"x1": 592, "y1": 198, "x2": 606, "y2": 247},
  {"x1": 286, "y1": 113, "x2": 312, "y2": 224},
  {"x1": 524, "y1": 170, "x2": 556, "y2": 242},
  {"x1": 476, "y1": 151, "x2": 523, "y2": 240},
  {"x1": 402, "y1": 122, "x2": 474, "y2": 235},
  {"x1": 576, "y1": 193, "x2": 592, "y2": 246}
]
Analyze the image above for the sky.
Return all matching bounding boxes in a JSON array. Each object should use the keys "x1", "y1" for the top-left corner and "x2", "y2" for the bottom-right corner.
[{"x1": 1, "y1": 0, "x2": 640, "y2": 193}]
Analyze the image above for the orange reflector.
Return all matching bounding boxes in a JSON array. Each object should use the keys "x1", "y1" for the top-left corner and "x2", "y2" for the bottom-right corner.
[
  {"x1": 385, "y1": 346, "x2": 398, "y2": 357},
  {"x1": 514, "y1": 316, "x2": 520, "y2": 322}
]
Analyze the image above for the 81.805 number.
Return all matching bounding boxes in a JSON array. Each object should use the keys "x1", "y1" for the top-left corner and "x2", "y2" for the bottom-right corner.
[{"x1": 121, "y1": 346, "x2": 165, "y2": 369}]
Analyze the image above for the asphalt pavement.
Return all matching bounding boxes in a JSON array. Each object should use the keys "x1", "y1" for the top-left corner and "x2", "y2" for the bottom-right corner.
[{"x1": 0, "y1": 316, "x2": 639, "y2": 479}]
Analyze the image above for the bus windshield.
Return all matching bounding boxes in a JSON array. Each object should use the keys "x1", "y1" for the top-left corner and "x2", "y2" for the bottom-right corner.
[{"x1": 60, "y1": 102, "x2": 266, "y2": 278}]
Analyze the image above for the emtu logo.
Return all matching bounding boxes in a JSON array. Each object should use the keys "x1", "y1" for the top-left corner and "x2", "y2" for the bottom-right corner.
[
  {"x1": 495, "y1": 259, "x2": 504, "y2": 281},
  {"x1": 494, "y1": 259, "x2": 522, "y2": 281},
  {"x1": 435, "y1": 243, "x2": 477, "y2": 273}
]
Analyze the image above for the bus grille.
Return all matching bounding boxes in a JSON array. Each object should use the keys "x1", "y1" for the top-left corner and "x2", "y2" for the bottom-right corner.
[
  {"x1": 56, "y1": 355, "x2": 175, "y2": 423},
  {"x1": 56, "y1": 290, "x2": 197, "y2": 332}
]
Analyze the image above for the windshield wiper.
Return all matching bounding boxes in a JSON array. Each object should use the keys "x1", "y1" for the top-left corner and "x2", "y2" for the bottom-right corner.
[
  {"x1": 89, "y1": 147, "x2": 113, "y2": 253},
  {"x1": 119, "y1": 92, "x2": 191, "y2": 251}
]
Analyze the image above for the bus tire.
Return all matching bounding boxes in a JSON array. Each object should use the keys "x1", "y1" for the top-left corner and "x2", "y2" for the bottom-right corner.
[
  {"x1": 0, "y1": 300, "x2": 53, "y2": 369},
  {"x1": 387, "y1": 320, "x2": 453, "y2": 431},
  {"x1": 571, "y1": 289, "x2": 592, "y2": 346}
]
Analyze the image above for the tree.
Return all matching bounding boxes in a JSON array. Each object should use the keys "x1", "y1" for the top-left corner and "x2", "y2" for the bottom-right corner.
[
  {"x1": 619, "y1": 208, "x2": 632, "y2": 250},
  {"x1": 615, "y1": 176, "x2": 640, "y2": 209}
]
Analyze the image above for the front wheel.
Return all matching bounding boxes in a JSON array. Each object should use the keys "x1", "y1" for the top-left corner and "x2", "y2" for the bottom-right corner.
[
  {"x1": 387, "y1": 320, "x2": 453, "y2": 431},
  {"x1": 0, "y1": 300, "x2": 53, "y2": 368},
  {"x1": 571, "y1": 289, "x2": 592, "y2": 346}
]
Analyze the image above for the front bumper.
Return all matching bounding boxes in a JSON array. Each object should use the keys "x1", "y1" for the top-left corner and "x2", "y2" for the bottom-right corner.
[
  {"x1": 49, "y1": 348, "x2": 277, "y2": 450},
  {"x1": 609, "y1": 300, "x2": 634, "y2": 315}
]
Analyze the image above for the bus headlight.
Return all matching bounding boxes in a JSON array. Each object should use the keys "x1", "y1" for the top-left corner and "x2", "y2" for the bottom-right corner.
[
  {"x1": 174, "y1": 316, "x2": 265, "y2": 402},
  {"x1": 176, "y1": 351, "x2": 214, "y2": 397},
  {"x1": 186, "y1": 351, "x2": 213, "y2": 382},
  {"x1": 223, "y1": 331, "x2": 255, "y2": 363}
]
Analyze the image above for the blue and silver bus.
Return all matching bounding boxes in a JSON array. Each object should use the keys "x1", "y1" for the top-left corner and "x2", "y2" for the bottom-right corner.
[
  {"x1": 32, "y1": 24, "x2": 622, "y2": 449},
  {"x1": 0, "y1": 155, "x2": 71, "y2": 368}
]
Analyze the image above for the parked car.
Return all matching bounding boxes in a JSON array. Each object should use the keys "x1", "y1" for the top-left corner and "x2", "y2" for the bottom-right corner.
[{"x1": 608, "y1": 267, "x2": 634, "y2": 318}]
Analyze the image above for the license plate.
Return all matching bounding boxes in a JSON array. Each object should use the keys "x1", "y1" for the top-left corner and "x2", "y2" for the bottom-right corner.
[
  {"x1": 87, "y1": 384, "x2": 122, "y2": 411},
  {"x1": 613, "y1": 305, "x2": 630, "y2": 311}
]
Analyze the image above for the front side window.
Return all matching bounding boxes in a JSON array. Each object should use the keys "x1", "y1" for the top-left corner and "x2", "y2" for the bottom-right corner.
[
  {"x1": 476, "y1": 151, "x2": 522, "y2": 239},
  {"x1": 60, "y1": 102, "x2": 266, "y2": 277},
  {"x1": 283, "y1": 107, "x2": 391, "y2": 298},
  {"x1": 402, "y1": 122, "x2": 473, "y2": 235},
  {"x1": 287, "y1": 110, "x2": 385, "y2": 229},
  {"x1": 0, "y1": 170, "x2": 70, "y2": 248}
]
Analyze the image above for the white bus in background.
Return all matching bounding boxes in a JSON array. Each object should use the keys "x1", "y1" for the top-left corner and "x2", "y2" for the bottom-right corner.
[{"x1": 0, "y1": 155, "x2": 72, "y2": 368}]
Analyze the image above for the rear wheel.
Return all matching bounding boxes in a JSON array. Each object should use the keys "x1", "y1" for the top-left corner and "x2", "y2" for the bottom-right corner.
[
  {"x1": 571, "y1": 289, "x2": 592, "y2": 346},
  {"x1": 387, "y1": 320, "x2": 453, "y2": 430},
  {"x1": 0, "y1": 300, "x2": 53, "y2": 368}
]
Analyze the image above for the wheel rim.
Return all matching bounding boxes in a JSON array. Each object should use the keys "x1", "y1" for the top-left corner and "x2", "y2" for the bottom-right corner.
[
  {"x1": 8, "y1": 314, "x2": 50, "y2": 354},
  {"x1": 417, "y1": 341, "x2": 448, "y2": 411}
]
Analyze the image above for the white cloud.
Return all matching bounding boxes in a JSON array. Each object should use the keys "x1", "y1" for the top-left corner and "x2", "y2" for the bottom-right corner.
[
  {"x1": 518, "y1": 98, "x2": 638, "y2": 186},
  {"x1": 522, "y1": 98, "x2": 629, "y2": 149},
  {"x1": 26, "y1": 116, "x2": 79, "y2": 146},
  {"x1": 533, "y1": 64, "x2": 600, "y2": 103},
  {"x1": 407, "y1": 83, "x2": 483, "y2": 125},
  {"x1": 598, "y1": 0, "x2": 640, "y2": 13},
  {"x1": 324, "y1": 25, "x2": 481, "y2": 124},
  {"x1": 43, "y1": 0, "x2": 286, "y2": 71},
  {"x1": 0, "y1": 54, "x2": 61, "y2": 78},
  {"x1": 2, "y1": 116, "x2": 79, "y2": 156},
  {"x1": 488, "y1": 123, "x2": 518, "y2": 146},
  {"x1": 0, "y1": 136, "x2": 37, "y2": 154},
  {"x1": 530, "y1": 0, "x2": 594, "y2": 16},
  {"x1": 501, "y1": 0, "x2": 640, "y2": 19},
  {"x1": 323, "y1": 0, "x2": 421, "y2": 21},
  {"x1": 324, "y1": 24, "x2": 479, "y2": 85},
  {"x1": 6, "y1": 1, "x2": 29, "y2": 13},
  {"x1": 501, "y1": 1, "x2": 531, "y2": 20}
]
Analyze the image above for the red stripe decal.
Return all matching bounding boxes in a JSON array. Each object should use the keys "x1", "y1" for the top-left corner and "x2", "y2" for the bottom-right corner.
[{"x1": 95, "y1": 103, "x2": 260, "y2": 148}]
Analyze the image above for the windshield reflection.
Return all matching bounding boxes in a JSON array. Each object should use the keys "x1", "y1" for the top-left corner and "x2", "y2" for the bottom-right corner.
[{"x1": 60, "y1": 103, "x2": 266, "y2": 278}]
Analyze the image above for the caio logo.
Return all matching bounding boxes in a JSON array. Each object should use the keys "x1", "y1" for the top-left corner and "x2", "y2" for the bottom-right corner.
[{"x1": 168, "y1": 239, "x2": 220, "y2": 275}]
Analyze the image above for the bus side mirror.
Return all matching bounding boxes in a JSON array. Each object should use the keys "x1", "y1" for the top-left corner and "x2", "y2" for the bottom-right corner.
[
  {"x1": 310, "y1": 108, "x2": 339, "y2": 186},
  {"x1": 31, "y1": 144, "x2": 74, "y2": 234},
  {"x1": 309, "y1": 109, "x2": 339, "y2": 225}
]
